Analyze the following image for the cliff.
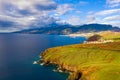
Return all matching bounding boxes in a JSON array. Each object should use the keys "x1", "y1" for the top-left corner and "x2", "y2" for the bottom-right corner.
[{"x1": 39, "y1": 42, "x2": 120, "y2": 80}]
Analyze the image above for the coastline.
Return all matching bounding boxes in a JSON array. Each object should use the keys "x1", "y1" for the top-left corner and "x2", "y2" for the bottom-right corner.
[
  {"x1": 66, "y1": 33, "x2": 95, "y2": 38},
  {"x1": 37, "y1": 41, "x2": 120, "y2": 80},
  {"x1": 37, "y1": 31, "x2": 120, "y2": 80},
  {"x1": 38, "y1": 52, "x2": 82, "y2": 80}
]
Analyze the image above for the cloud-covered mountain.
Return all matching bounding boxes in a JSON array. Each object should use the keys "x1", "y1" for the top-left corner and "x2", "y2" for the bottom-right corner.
[{"x1": 13, "y1": 24, "x2": 120, "y2": 35}]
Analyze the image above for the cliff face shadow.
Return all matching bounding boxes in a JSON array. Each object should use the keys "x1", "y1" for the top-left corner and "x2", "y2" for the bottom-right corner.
[{"x1": 68, "y1": 72, "x2": 82, "y2": 80}]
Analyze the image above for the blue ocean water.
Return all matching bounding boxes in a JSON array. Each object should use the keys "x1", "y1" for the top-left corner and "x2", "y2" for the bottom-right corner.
[{"x1": 0, "y1": 34, "x2": 86, "y2": 80}]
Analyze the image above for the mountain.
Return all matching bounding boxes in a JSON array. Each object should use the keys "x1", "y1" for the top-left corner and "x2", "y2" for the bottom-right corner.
[{"x1": 13, "y1": 24, "x2": 120, "y2": 35}]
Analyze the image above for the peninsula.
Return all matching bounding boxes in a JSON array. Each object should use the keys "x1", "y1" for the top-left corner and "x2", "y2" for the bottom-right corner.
[{"x1": 38, "y1": 31, "x2": 120, "y2": 80}]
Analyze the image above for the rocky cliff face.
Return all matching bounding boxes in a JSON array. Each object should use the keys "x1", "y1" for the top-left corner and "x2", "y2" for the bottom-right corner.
[{"x1": 41, "y1": 58, "x2": 82, "y2": 80}]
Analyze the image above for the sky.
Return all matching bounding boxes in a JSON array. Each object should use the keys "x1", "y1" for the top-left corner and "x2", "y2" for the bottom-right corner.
[{"x1": 0, "y1": 0, "x2": 120, "y2": 32}]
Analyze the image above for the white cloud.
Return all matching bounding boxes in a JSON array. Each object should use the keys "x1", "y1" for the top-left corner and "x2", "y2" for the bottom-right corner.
[
  {"x1": 0, "y1": 27, "x2": 19, "y2": 32},
  {"x1": 0, "y1": 0, "x2": 56, "y2": 10},
  {"x1": 95, "y1": 8, "x2": 120, "y2": 16},
  {"x1": 54, "y1": 4, "x2": 73, "y2": 16},
  {"x1": 0, "y1": 0, "x2": 60, "y2": 32},
  {"x1": 106, "y1": 0, "x2": 120, "y2": 7},
  {"x1": 1, "y1": 0, "x2": 57, "y2": 17},
  {"x1": 65, "y1": 16, "x2": 81, "y2": 25},
  {"x1": 103, "y1": 15, "x2": 120, "y2": 21},
  {"x1": 85, "y1": 8, "x2": 120, "y2": 27},
  {"x1": 102, "y1": 21, "x2": 120, "y2": 27},
  {"x1": 75, "y1": 11, "x2": 82, "y2": 14}
]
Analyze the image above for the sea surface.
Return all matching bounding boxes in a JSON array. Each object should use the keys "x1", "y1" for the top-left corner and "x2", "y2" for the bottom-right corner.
[{"x1": 0, "y1": 34, "x2": 86, "y2": 80}]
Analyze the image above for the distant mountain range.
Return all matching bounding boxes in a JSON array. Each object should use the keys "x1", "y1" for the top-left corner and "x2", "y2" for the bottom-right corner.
[{"x1": 13, "y1": 24, "x2": 120, "y2": 35}]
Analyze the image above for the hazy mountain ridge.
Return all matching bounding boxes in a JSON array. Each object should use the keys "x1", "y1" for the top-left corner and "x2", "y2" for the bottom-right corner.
[{"x1": 13, "y1": 24, "x2": 120, "y2": 34}]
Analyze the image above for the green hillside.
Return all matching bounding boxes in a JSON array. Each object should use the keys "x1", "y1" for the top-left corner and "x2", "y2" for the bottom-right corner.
[
  {"x1": 41, "y1": 42, "x2": 120, "y2": 80},
  {"x1": 93, "y1": 31, "x2": 120, "y2": 41}
]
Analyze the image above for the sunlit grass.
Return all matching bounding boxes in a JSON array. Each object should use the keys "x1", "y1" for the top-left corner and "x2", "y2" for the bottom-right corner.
[
  {"x1": 99, "y1": 31, "x2": 120, "y2": 41},
  {"x1": 42, "y1": 42, "x2": 120, "y2": 80}
]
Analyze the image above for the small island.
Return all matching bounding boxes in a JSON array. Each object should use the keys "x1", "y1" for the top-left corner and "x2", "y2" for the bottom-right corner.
[{"x1": 38, "y1": 31, "x2": 120, "y2": 80}]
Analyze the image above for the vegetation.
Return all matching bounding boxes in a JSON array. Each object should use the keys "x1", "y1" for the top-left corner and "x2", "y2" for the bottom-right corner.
[
  {"x1": 87, "y1": 34, "x2": 102, "y2": 42},
  {"x1": 97, "y1": 31, "x2": 120, "y2": 41},
  {"x1": 41, "y1": 42, "x2": 120, "y2": 80},
  {"x1": 39, "y1": 31, "x2": 120, "y2": 80}
]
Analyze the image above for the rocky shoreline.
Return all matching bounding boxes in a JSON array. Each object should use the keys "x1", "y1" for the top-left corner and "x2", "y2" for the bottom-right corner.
[{"x1": 37, "y1": 52, "x2": 82, "y2": 80}]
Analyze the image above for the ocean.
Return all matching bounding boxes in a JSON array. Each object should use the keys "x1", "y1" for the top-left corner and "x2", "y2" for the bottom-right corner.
[{"x1": 0, "y1": 34, "x2": 86, "y2": 80}]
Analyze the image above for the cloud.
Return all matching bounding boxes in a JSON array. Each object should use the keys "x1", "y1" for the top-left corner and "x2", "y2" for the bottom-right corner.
[
  {"x1": 95, "y1": 8, "x2": 120, "y2": 16},
  {"x1": 29, "y1": 16, "x2": 58, "y2": 27},
  {"x1": 0, "y1": 0, "x2": 56, "y2": 10},
  {"x1": 0, "y1": 0, "x2": 60, "y2": 32},
  {"x1": 65, "y1": 16, "x2": 81, "y2": 25},
  {"x1": 0, "y1": 0, "x2": 57, "y2": 15},
  {"x1": 106, "y1": 0, "x2": 120, "y2": 8},
  {"x1": 85, "y1": 8, "x2": 120, "y2": 27},
  {"x1": 75, "y1": 10, "x2": 82, "y2": 14},
  {"x1": 102, "y1": 14, "x2": 120, "y2": 26},
  {"x1": 103, "y1": 15, "x2": 120, "y2": 21},
  {"x1": 101, "y1": 20, "x2": 120, "y2": 27},
  {"x1": 0, "y1": 0, "x2": 75, "y2": 32},
  {"x1": 54, "y1": 4, "x2": 73, "y2": 16}
]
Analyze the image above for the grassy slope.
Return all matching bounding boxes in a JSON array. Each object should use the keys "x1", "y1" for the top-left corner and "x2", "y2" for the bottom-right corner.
[
  {"x1": 41, "y1": 31, "x2": 120, "y2": 80},
  {"x1": 42, "y1": 42, "x2": 120, "y2": 80},
  {"x1": 98, "y1": 31, "x2": 120, "y2": 41}
]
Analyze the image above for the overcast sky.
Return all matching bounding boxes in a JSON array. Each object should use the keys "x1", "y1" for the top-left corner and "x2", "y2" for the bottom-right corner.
[{"x1": 0, "y1": 0, "x2": 120, "y2": 32}]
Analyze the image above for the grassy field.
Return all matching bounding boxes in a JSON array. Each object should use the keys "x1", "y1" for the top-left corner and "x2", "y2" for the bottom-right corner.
[
  {"x1": 97, "y1": 31, "x2": 120, "y2": 41},
  {"x1": 42, "y1": 42, "x2": 120, "y2": 80}
]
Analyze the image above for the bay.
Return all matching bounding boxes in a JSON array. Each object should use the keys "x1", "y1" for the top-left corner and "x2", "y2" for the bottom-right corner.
[{"x1": 0, "y1": 34, "x2": 86, "y2": 80}]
